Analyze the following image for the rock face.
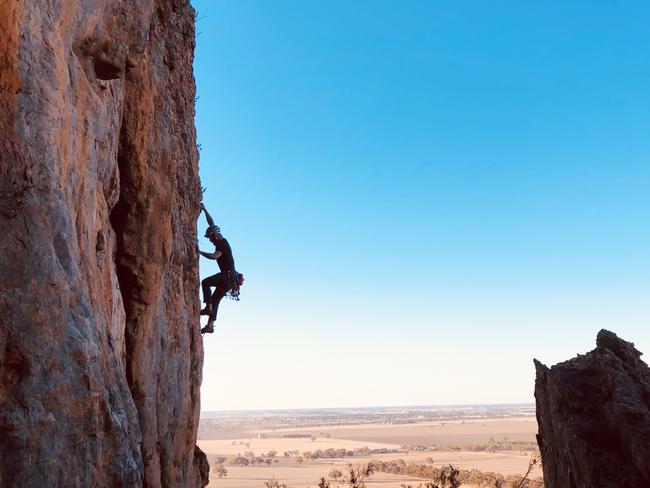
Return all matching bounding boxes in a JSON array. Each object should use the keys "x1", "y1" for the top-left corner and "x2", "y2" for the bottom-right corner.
[
  {"x1": 534, "y1": 330, "x2": 650, "y2": 488},
  {"x1": 0, "y1": 1, "x2": 207, "y2": 486}
]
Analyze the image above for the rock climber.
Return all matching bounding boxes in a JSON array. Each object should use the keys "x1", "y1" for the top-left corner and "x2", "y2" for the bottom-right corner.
[{"x1": 198, "y1": 202, "x2": 243, "y2": 334}]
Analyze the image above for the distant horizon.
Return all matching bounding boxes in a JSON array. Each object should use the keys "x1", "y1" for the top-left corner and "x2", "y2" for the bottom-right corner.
[{"x1": 200, "y1": 401, "x2": 536, "y2": 415}]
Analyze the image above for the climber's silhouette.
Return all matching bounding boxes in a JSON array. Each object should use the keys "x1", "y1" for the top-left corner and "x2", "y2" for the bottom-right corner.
[{"x1": 198, "y1": 202, "x2": 243, "y2": 334}]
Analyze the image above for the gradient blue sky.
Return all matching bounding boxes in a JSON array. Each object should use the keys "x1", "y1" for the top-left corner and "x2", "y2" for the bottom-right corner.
[{"x1": 192, "y1": 0, "x2": 650, "y2": 411}]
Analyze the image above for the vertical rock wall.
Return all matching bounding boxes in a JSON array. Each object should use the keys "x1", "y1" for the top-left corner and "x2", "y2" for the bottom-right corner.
[
  {"x1": 0, "y1": 1, "x2": 206, "y2": 486},
  {"x1": 534, "y1": 330, "x2": 650, "y2": 488}
]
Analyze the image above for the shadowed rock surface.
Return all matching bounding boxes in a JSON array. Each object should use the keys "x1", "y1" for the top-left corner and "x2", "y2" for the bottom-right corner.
[
  {"x1": 534, "y1": 329, "x2": 650, "y2": 488},
  {"x1": 0, "y1": 1, "x2": 207, "y2": 486}
]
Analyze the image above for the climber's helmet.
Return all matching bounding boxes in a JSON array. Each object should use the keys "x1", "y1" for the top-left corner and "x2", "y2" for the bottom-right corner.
[{"x1": 205, "y1": 225, "x2": 221, "y2": 240}]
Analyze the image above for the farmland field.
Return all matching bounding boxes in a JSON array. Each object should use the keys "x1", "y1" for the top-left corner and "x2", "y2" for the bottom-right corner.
[{"x1": 198, "y1": 405, "x2": 541, "y2": 487}]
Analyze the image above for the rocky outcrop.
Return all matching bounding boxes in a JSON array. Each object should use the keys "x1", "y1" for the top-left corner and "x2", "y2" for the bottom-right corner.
[
  {"x1": 0, "y1": 1, "x2": 206, "y2": 486},
  {"x1": 534, "y1": 330, "x2": 650, "y2": 488}
]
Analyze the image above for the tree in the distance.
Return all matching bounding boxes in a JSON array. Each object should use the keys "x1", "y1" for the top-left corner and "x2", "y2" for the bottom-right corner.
[
  {"x1": 215, "y1": 465, "x2": 228, "y2": 478},
  {"x1": 329, "y1": 469, "x2": 343, "y2": 481}
]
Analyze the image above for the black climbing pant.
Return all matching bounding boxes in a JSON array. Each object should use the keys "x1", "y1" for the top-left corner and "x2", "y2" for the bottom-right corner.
[{"x1": 202, "y1": 273, "x2": 229, "y2": 322}]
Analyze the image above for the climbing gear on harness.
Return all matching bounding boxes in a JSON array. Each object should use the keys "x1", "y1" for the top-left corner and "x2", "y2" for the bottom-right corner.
[{"x1": 227, "y1": 270, "x2": 244, "y2": 300}]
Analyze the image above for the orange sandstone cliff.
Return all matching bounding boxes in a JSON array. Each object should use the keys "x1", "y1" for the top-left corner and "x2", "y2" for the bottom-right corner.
[{"x1": 0, "y1": 1, "x2": 207, "y2": 486}]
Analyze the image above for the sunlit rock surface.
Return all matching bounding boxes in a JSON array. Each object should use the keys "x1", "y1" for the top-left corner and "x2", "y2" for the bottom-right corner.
[
  {"x1": 535, "y1": 329, "x2": 650, "y2": 488},
  {"x1": 0, "y1": 1, "x2": 207, "y2": 486}
]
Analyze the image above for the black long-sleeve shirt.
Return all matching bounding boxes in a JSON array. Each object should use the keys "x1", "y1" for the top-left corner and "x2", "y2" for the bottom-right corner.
[{"x1": 215, "y1": 238, "x2": 235, "y2": 273}]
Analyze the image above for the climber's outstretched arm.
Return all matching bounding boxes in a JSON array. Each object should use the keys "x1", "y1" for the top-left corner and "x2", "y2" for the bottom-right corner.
[
  {"x1": 199, "y1": 250, "x2": 222, "y2": 260},
  {"x1": 200, "y1": 202, "x2": 215, "y2": 226}
]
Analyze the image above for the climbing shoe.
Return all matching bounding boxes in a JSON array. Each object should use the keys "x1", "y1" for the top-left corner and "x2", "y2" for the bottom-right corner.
[
  {"x1": 200, "y1": 306, "x2": 212, "y2": 316},
  {"x1": 201, "y1": 324, "x2": 214, "y2": 334}
]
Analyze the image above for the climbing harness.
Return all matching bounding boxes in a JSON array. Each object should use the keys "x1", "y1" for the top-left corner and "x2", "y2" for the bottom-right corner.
[{"x1": 227, "y1": 270, "x2": 244, "y2": 301}]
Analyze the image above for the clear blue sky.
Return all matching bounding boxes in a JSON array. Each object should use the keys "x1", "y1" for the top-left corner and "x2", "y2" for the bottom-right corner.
[{"x1": 192, "y1": 0, "x2": 650, "y2": 411}]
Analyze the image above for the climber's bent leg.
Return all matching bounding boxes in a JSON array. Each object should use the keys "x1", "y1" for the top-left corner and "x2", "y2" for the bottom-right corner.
[
  {"x1": 201, "y1": 273, "x2": 222, "y2": 315},
  {"x1": 209, "y1": 287, "x2": 227, "y2": 322},
  {"x1": 201, "y1": 274, "x2": 221, "y2": 303},
  {"x1": 201, "y1": 274, "x2": 228, "y2": 334}
]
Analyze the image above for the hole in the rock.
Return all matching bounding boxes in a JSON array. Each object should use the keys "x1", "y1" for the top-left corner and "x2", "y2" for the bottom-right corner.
[
  {"x1": 96, "y1": 230, "x2": 106, "y2": 269},
  {"x1": 94, "y1": 57, "x2": 122, "y2": 81}
]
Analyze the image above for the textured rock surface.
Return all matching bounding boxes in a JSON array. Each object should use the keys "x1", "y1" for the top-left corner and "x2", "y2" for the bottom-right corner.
[
  {"x1": 534, "y1": 330, "x2": 650, "y2": 488},
  {"x1": 0, "y1": 1, "x2": 206, "y2": 486}
]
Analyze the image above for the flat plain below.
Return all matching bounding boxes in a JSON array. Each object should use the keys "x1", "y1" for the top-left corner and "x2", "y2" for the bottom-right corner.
[{"x1": 198, "y1": 416, "x2": 540, "y2": 487}]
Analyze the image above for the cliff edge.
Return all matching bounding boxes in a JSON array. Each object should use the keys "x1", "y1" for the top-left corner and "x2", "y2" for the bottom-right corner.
[
  {"x1": 0, "y1": 1, "x2": 207, "y2": 486},
  {"x1": 534, "y1": 330, "x2": 650, "y2": 488}
]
